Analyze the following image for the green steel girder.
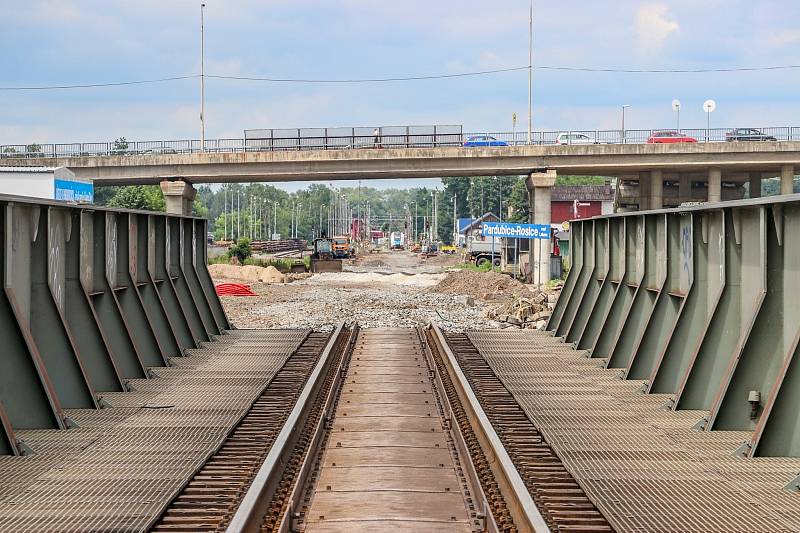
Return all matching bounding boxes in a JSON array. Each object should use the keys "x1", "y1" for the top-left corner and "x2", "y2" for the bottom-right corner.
[
  {"x1": 578, "y1": 218, "x2": 626, "y2": 352},
  {"x1": 566, "y1": 220, "x2": 608, "y2": 345},
  {"x1": 86, "y1": 210, "x2": 149, "y2": 381},
  {"x1": 180, "y1": 218, "x2": 220, "y2": 338},
  {"x1": 129, "y1": 213, "x2": 181, "y2": 359},
  {"x1": 16, "y1": 204, "x2": 97, "y2": 409},
  {"x1": 555, "y1": 221, "x2": 595, "y2": 339},
  {"x1": 0, "y1": 195, "x2": 228, "y2": 455},
  {"x1": 1, "y1": 203, "x2": 64, "y2": 434},
  {"x1": 149, "y1": 215, "x2": 197, "y2": 352},
  {"x1": 650, "y1": 211, "x2": 725, "y2": 395},
  {"x1": 107, "y1": 212, "x2": 169, "y2": 368},
  {"x1": 194, "y1": 219, "x2": 231, "y2": 332},
  {"x1": 62, "y1": 209, "x2": 125, "y2": 393},
  {"x1": 675, "y1": 207, "x2": 766, "y2": 411},
  {"x1": 547, "y1": 222, "x2": 583, "y2": 333},
  {"x1": 627, "y1": 213, "x2": 692, "y2": 381},
  {"x1": 167, "y1": 217, "x2": 209, "y2": 343},
  {"x1": 550, "y1": 194, "x2": 800, "y2": 457}
]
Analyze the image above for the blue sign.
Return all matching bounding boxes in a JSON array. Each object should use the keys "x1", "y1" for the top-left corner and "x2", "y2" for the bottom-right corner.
[
  {"x1": 54, "y1": 179, "x2": 94, "y2": 203},
  {"x1": 481, "y1": 221, "x2": 551, "y2": 239}
]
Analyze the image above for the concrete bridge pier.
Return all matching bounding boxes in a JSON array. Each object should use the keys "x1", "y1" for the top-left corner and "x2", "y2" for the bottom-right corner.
[
  {"x1": 781, "y1": 165, "x2": 795, "y2": 195},
  {"x1": 750, "y1": 171, "x2": 762, "y2": 198},
  {"x1": 160, "y1": 180, "x2": 196, "y2": 216},
  {"x1": 526, "y1": 169, "x2": 557, "y2": 286},
  {"x1": 708, "y1": 168, "x2": 722, "y2": 203}
]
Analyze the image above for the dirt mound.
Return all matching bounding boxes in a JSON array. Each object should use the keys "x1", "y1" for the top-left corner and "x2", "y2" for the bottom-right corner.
[
  {"x1": 434, "y1": 270, "x2": 532, "y2": 301},
  {"x1": 208, "y1": 263, "x2": 287, "y2": 283}
]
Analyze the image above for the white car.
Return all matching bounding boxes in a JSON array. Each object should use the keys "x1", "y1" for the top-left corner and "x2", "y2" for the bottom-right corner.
[{"x1": 555, "y1": 133, "x2": 598, "y2": 145}]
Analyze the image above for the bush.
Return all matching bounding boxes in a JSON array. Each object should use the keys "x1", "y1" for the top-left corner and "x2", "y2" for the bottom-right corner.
[{"x1": 228, "y1": 238, "x2": 252, "y2": 264}]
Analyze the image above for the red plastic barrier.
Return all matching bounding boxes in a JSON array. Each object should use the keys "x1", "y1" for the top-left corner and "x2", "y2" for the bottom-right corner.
[{"x1": 215, "y1": 283, "x2": 256, "y2": 297}]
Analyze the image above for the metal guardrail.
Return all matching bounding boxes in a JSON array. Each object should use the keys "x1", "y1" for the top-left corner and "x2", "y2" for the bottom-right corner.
[
  {"x1": 0, "y1": 196, "x2": 229, "y2": 455},
  {"x1": 3, "y1": 126, "x2": 800, "y2": 159},
  {"x1": 547, "y1": 194, "x2": 800, "y2": 459}
]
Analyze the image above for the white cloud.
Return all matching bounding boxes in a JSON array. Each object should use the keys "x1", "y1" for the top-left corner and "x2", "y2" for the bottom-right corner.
[
  {"x1": 636, "y1": 3, "x2": 679, "y2": 54},
  {"x1": 768, "y1": 29, "x2": 800, "y2": 47}
]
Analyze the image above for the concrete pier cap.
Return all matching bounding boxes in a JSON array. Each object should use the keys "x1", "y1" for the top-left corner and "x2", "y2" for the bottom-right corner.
[
  {"x1": 160, "y1": 180, "x2": 197, "y2": 216},
  {"x1": 526, "y1": 169, "x2": 557, "y2": 286}
]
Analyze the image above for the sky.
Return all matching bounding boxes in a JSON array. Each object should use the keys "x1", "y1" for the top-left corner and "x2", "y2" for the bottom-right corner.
[{"x1": 2, "y1": 0, "x2": 800, "y2": 191}]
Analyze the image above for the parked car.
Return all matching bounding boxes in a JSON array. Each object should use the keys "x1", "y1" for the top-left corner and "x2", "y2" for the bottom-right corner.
[
  {"x1": 725, "y1": 128, "x2": 777, "y2": 142},
  {"x1": 555, "y1": 133, "x2": 598, "y2": 145},
  {"x1": 463, "y1": 135, "x2": 508, "y2": 147},
  {"x1": 646, "y1": 131, "x2": 698, "y2": 144}
]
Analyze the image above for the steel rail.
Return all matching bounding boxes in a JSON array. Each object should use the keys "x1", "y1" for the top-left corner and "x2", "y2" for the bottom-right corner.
[
  {"x1": 225, "y1": 322, "x2": 351, "y2": 533},
  {"x1": 428, "y1": 322, "x2": 552, "y2": 533},
  {"x1": 274, "y1": 323, "x2": 359, "y2": 532},
  {"x1": 416, "y1": 326, "x2": 499, "y2": 533}
]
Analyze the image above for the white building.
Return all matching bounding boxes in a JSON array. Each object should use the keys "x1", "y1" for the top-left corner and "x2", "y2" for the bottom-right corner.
[{"x1": 0, "y1": 167, "x2": 93, "y2": 203}]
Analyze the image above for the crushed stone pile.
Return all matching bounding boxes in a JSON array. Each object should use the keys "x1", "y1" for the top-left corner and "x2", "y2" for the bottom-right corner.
[
  {"x1": 208, "y1": 263, "x2": 287, "y2": 284},
  {"x1": 434, "y1": 270, "x2": 532, "y2": 301}
]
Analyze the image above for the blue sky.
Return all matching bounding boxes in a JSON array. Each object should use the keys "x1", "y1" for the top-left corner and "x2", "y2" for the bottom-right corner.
[{"x1": 2, "y1": 0, "x2": 800, "y2": 189}]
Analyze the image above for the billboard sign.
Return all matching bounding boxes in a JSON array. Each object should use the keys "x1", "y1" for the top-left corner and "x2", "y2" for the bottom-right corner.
[
  {"x1": 481, "y1": 221, "x2": 551, "y2": 239},
  {"x1": 54, "y1": 179, "x2": 94, "y2": 203}
]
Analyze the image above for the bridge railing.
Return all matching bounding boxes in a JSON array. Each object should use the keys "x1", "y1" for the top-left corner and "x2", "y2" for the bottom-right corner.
[{"x1": 3, "y1": 126, "x2": 800, "y2": 159}]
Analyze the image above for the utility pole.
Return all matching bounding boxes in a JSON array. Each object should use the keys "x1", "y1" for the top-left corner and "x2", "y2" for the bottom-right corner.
[
  {"x1": 223, "y1": 186, "x2": 227, "y2": 240},
  {"x1": 273, "y1": 201, "x2": 277, "y2": 239},
  {"x1": 236, "y1": 190, "x2": 240, "y2": 240},
  {"x1": 453, "y1": 193, "x2": 457, "y2": 246},
  {"x1": 527, "y1": 0, "x2": 533, "y2": 145},
  {"x1": 200, "y1": 3, "x2": 206, "y2": 152}
]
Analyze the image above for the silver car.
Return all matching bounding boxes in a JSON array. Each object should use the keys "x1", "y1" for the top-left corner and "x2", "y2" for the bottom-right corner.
[{"x1": 555, "y1": 133, "x2": 598, "y2": 145}]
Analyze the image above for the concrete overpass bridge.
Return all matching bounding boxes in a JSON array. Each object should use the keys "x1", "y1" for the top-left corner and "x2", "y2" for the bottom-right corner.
[{"x1": 5, "y1": 140, "x2": 800, "y2": 281}]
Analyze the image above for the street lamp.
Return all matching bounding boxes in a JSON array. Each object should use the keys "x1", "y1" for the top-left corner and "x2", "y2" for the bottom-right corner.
[
  {"x1": 621, "y1": 104, "x2": 631, "y2": 144},
  {"x1": 527, "y1": 0, "x2": 533, "y2": 144},
  {"x1": 703, "y1": 99, "x2": 716, "y2": 142},
  {"x1": 200, "y1": 3, "x2": 206, "y2": 152},
  {"x1": 672, "y1": 99, "x2": 681, "y2": 132}
]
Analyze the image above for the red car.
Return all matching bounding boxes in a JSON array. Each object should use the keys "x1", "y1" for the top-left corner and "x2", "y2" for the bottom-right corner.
[{"x1": 647, "y1": 130, "x2": 697, "y2": 143}]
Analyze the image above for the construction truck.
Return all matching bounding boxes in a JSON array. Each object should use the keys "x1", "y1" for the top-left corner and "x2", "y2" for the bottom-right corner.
[
  {"x1": 466, "y1": 235, "x2": 501, "y2": 268},
  {"x1": 311, "y1": 238, "x2": 342, "y2": 273},
  {"x1": 331, "y1": 236, "x2": 352, "y2": 259}
]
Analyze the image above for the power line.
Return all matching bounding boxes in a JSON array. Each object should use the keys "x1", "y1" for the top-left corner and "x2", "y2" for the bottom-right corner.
[
  {"x1": 2, "y1": 63, "x2": 799, "y2": 91},
  {"x1": 0, "y1": 75, "x2": 199, "y2": 91},
  {"x1": 207, "y1": 66, "x2": 528, "y2": 83}
]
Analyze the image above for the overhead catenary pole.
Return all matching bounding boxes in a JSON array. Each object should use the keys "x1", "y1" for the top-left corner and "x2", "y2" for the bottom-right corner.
[
  {"x1": 527, "y1": 0, "x2": 533, "y2": 145},
  {"x1": 200, "y1": 3, "x2": 206, "y2": 152}
]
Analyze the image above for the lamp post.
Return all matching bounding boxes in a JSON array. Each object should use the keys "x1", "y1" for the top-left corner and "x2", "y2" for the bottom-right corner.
[
  {"x1": 672, "y1": 99, "x2": 681, "y2": 132},
  {"x1": 621, "y1": 104, "x2": 631, "y2": 144},
  {"x1": 527, "y1": 0, "x2": 533, "y2": 145},
  {"x1": 200, "y1": 3, "x2": 206, "y2": 152}
]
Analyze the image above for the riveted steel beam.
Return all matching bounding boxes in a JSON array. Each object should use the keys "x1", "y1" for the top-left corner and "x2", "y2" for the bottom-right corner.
[
  {"x1": 555, "y1": 221, "x2": 595, "y2": 339},
  {"x1": 547, "y1": 222, "x2": 584, "y2": 334},
  {"x1": 675, "y1": 206, "x2": 766, "y2": 411},
  {"x1": 193, "y1": 218, "x2": 230, "y2": 332},
  {"x1": 149, "y1": 215, "x2": 197, "y2": 351},
  {"x1": 106, "y1": 212, "x2": 169, "y2": 368},
  {"x1": 129, "y1": 213, "x2": 181, "y2": 359},
  {"x1": 85, "y1": 210, "x2": 149, "y2": 381},
  {"x1": 650, "y1": 210, "x2": 724, "y2": 395},
  {"x1": 62, "y1": 208, "x2": 125, "y2": 393},
  {"x1": 578, "y1": 217, "x2": 625, "y2": 352},
  {"x1": 567, "y1": 218, "x2": 609, "y2": 345},
  {"x1": 627, "y1": 213, "x2": 692, "y2": 381},
  {"x1": 167, "y1": 217, "x2": 209, "y2": 343},
  {"x1": 13, "y1": 203, "x2": 97, "y2": 409},
  {"x1": 1, "y1": 203, "x2": 64, "y2": 434},
  {"x1": 180, "y1": 218, "x2": 220, "y2": 338}
]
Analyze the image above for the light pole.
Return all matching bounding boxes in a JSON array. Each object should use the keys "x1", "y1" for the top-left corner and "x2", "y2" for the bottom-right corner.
[
  {"x1": 703, "y1": 99, "x2": 716, "y2": 142},
  {"x1": 200, "y1": 3, "x2": 206, "y2": 152},
  {"x1": 621, "y1": 104, "x2": 631, "y2": 144},
  {"x1": 672, "y1": 99, "x2": 681, "y2": 132},
  {"x1": 273, "y1": 201, "x2": 277, "y2": 239},
  {"x1": 527, "y1": 0, "x2": 533, "y2": 145}
]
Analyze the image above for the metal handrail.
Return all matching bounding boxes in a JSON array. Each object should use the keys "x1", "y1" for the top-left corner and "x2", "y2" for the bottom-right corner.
[{"x1": 2, "y1": 126, "x2": 799, "y2": 159}]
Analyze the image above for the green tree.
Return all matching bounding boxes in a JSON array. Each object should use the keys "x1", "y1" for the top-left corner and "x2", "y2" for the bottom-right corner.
[
  {"x1": 228, "y1": 238, "x2": 252, "y2": 263},
  {"x1": 112, "y1": 137, "x2": 129, "y2": 155},
  {"x1": 107, "y1": 185, "x2": 165, "y2": 211}
]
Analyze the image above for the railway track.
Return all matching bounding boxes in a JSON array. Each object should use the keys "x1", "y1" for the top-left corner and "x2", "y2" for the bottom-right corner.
[{"x1": 151, "y1": 323, "x2": 611, "y2": 533}]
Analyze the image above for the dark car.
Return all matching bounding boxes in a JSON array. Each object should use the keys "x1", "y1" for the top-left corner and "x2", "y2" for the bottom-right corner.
[{"x1": 725, "y1": 128, "x2": 777, "y2": 142}]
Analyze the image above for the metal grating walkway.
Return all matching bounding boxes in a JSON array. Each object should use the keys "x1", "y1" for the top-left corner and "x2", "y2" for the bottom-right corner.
[
  {"x1": 0, "y1": 329, "x2": 308, "y2": 533},
  {"x1": 467, "y1": 330, "x2": 800, "y2": 533}
]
